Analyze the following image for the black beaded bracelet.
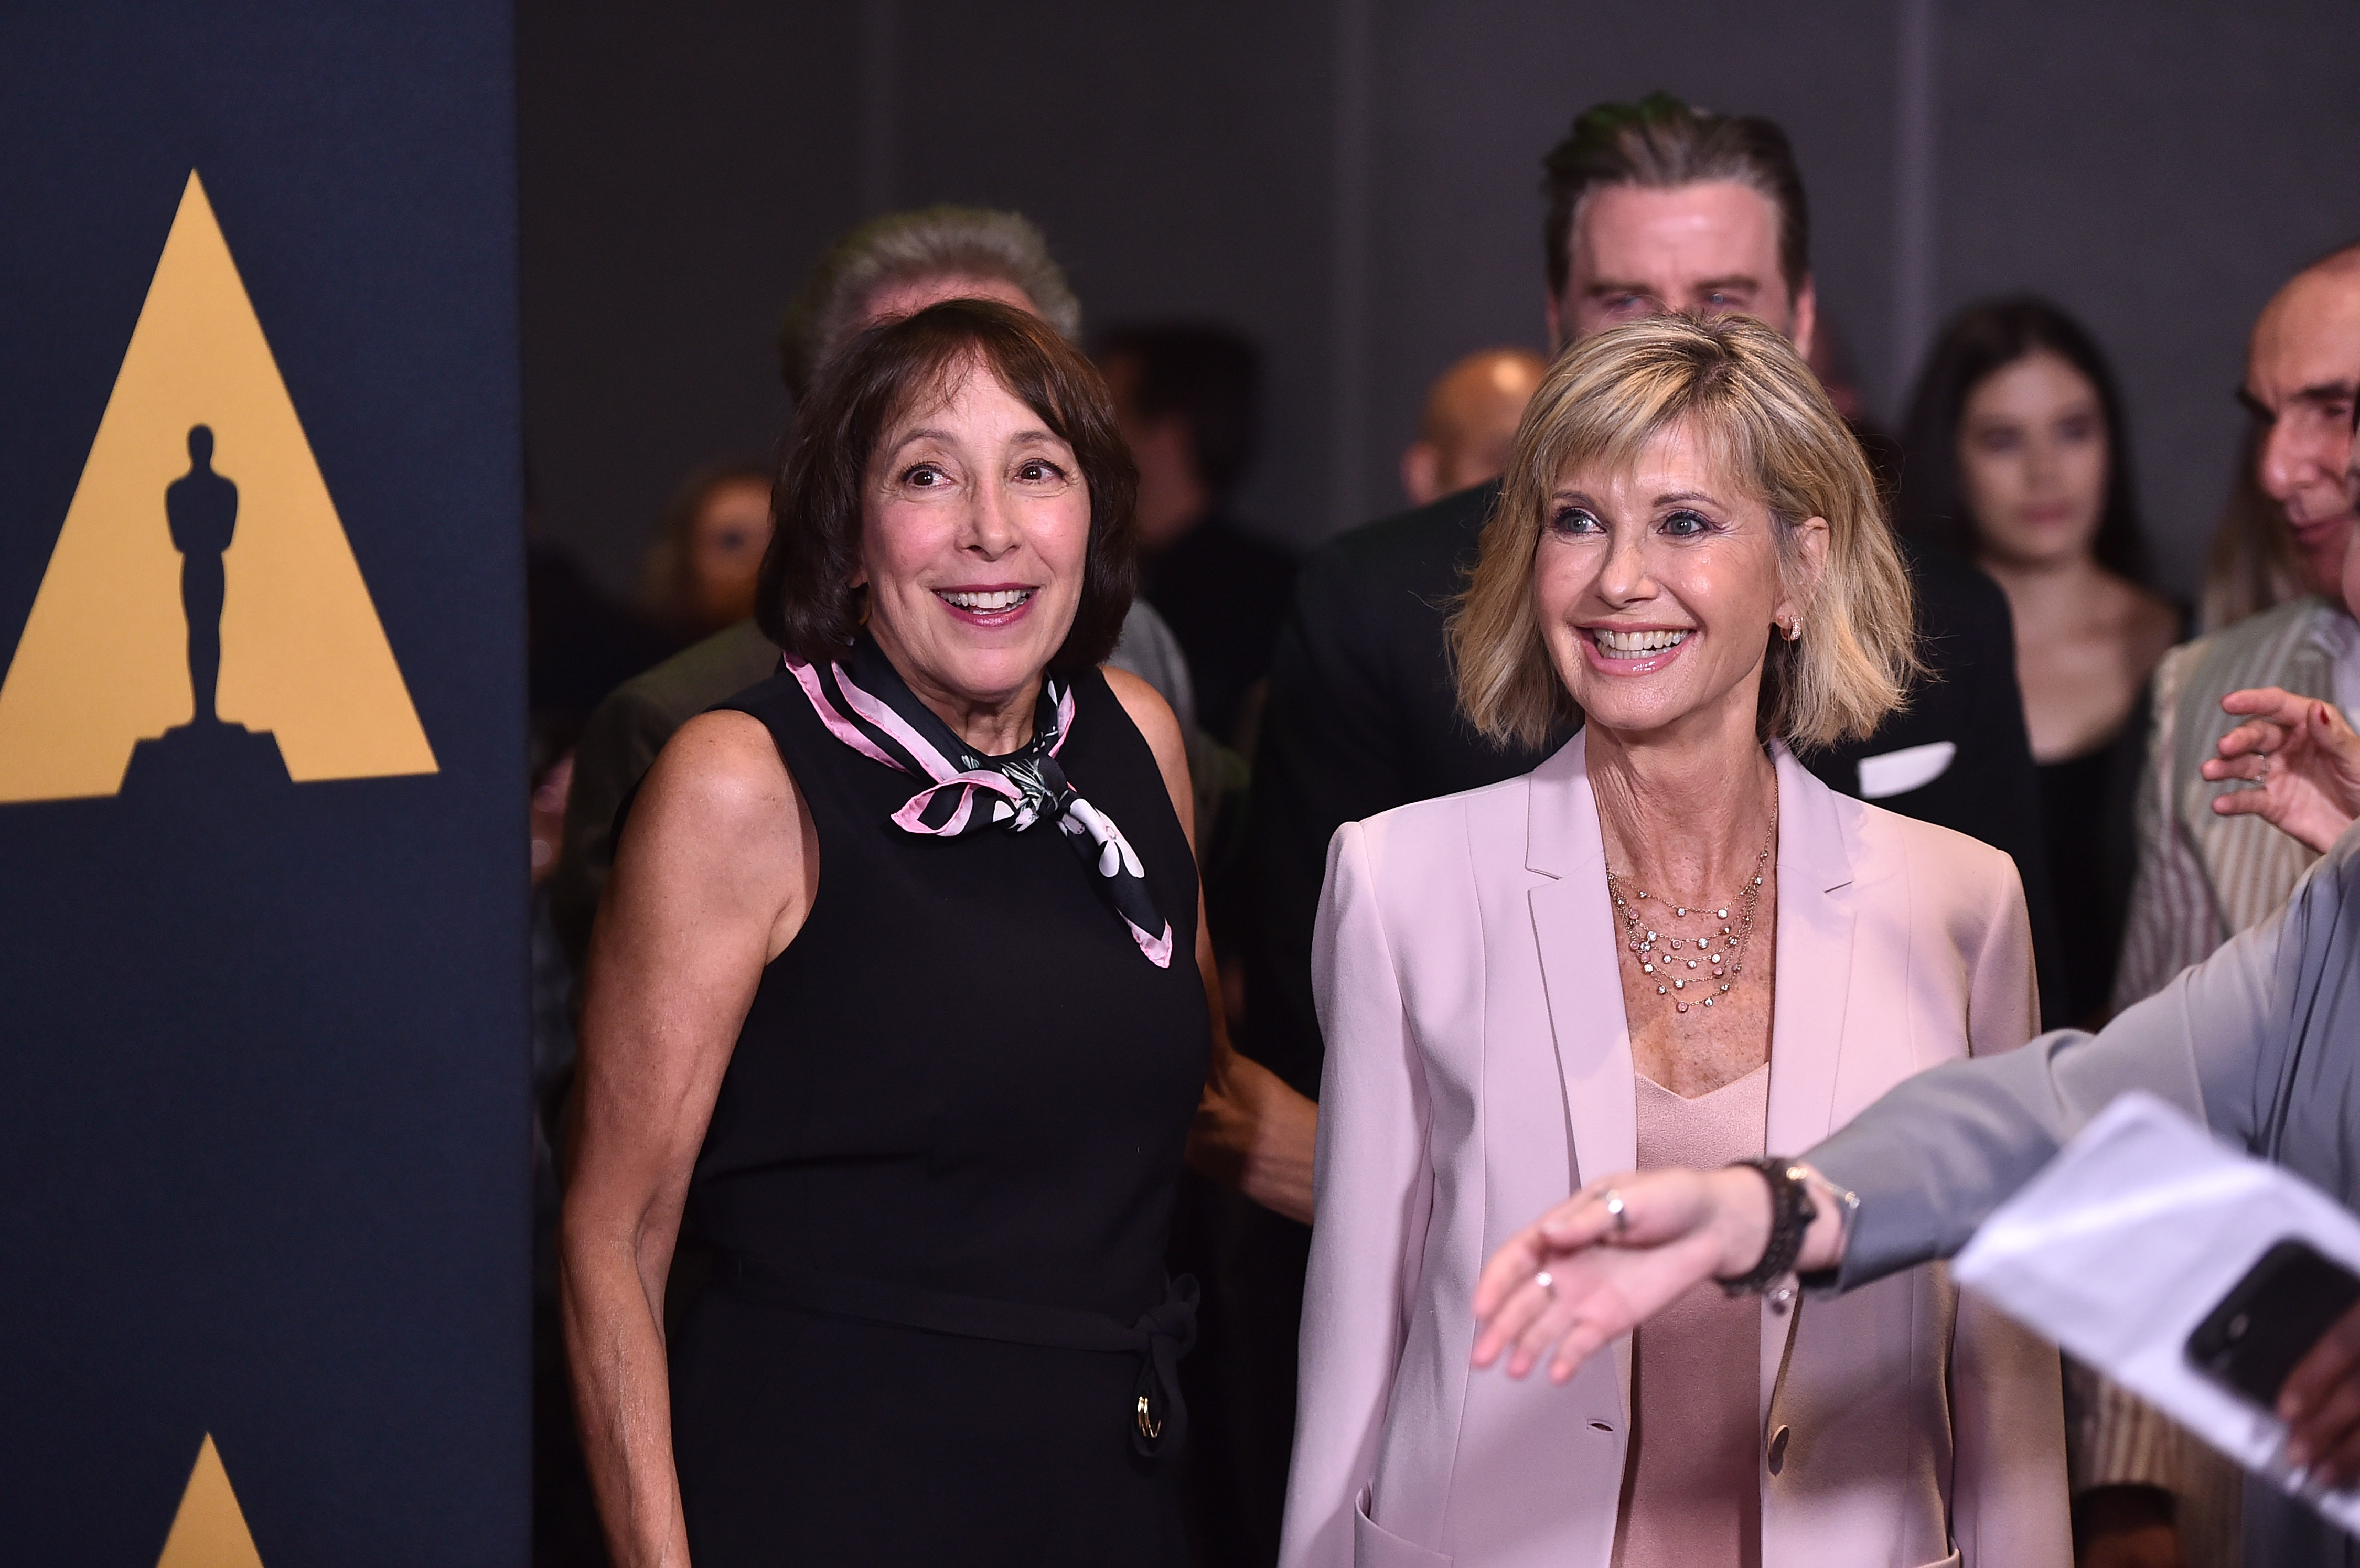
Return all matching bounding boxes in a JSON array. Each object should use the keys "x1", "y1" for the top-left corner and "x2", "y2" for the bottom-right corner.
[{"x1": 1715, "y1": 1158, "x2": 1817, "y2": 1298}]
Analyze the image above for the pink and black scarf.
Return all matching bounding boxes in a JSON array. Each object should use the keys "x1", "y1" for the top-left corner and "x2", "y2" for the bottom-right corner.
[{"x1": 787, "y1": 636, "x2": 1175, "y2": 968}]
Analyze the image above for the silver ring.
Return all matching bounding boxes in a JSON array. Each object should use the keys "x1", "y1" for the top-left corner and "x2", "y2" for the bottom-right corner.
[
  {"x1": 1603, "y1": 1188, "x2": 1628, "y2": 1236},
  {"x1": 2259, "y1": 753, "x2": 2272, "y2": 785},
  {"x1": 1534, "y1": 1270, "x2": 1556, "y2": 1296}
]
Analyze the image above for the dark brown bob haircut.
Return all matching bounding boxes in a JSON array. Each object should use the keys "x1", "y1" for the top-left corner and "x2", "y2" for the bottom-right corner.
[{"x1": 754, "y1": 298, "x2": 1139, "y2": 674}]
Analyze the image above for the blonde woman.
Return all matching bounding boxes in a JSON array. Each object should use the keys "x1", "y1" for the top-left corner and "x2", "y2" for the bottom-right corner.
[{"x1": 1280, "y1": 315, "x2": 2068, "y2": 1568}]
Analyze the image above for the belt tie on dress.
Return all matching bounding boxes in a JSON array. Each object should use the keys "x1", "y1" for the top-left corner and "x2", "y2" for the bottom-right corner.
[{"x1": 717, "y1": 1254, "x2": 1198, "y2": 1458}]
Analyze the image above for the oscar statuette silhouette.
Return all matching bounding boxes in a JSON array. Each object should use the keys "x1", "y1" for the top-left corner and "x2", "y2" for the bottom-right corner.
[{"x1": 119, "y1": 425, "x2": 291, "y2": 795}]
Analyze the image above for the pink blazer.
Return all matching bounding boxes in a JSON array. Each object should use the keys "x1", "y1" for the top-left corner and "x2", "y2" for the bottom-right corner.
[{"x1": 1280, "y1": 733, "x2": 2069, "y2": 1568}]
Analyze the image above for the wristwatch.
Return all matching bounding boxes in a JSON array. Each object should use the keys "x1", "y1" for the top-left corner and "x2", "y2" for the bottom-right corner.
[{"x1": 1717, "y1": 1158, "x2": 1817, "y2": 1304}]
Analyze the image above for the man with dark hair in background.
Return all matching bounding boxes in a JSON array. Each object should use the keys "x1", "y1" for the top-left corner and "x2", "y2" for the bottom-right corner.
[
  {"x1": 1214, "y1": 92, "x2": 2062, "y2": 1566},
  {"x1": 1100, "y1": 324, "x2": 1299, "y2": 746},
  {"x1": 1248, "y1": 93, "x2": 2061, "y2": 1090}
]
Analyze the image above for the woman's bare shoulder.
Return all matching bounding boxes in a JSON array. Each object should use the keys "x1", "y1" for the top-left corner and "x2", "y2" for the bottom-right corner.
[
  {"x1": 631, "y1": 709, "x2": 801, "y2": 851},
  {"x1": 603, "y1": 708, "x2": 816, "y2": 965}
]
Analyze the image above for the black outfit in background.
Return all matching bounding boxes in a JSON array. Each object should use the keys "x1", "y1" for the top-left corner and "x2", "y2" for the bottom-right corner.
[
  {"x1": 1140, "y1": 512, "x2": 1297, "y2": 745},
  {"x1": 525, "y1": 543, "x2": 682, "y2": 736},
  {"x1": 2035, "y1": 647, "x2": 2179, "y2": 1028},
  {"x1": 2036, "y1": 748, "x2": 2117, "y2": 1009},
  {"x1": 668, "y1": 665, "x2": 1207, "y2": 1566}
]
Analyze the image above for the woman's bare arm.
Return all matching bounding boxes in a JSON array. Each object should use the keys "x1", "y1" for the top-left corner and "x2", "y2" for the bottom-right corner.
[
  {"x1": 1106, "y1": 668, "x2": 1316, "y2": 1225},
  {"x1": 560, "y1": 711, "x2": 817, "y2": 1567}
]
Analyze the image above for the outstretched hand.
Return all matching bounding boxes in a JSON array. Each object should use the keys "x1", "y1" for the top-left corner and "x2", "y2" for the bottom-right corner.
[
  {"x1": 1469, "y1": 1167, "x2": 1770, "y2": 1384},
  {"x1": 2203, "y1": 688, "x2": 2360, "y2": 854}
]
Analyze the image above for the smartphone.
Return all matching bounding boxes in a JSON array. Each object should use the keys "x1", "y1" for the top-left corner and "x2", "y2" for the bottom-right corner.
[{"x1": 2187, "y1": 1238, "x2": 2360, "y2": 1410}]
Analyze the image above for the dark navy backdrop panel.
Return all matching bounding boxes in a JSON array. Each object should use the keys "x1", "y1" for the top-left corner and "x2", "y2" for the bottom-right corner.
[{"x1": 0, "y1": 5, "x2": 526, "y2": 1564}]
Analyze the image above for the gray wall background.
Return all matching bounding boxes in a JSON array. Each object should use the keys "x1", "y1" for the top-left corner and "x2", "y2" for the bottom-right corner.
[{"x1": 522, "y1": 1, "x2": 2360, "y2": 607}]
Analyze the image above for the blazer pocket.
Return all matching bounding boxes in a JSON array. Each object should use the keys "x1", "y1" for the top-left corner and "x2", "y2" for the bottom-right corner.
[{"x1": 1354, "y1": 1486, "x2": 1452, "y2": 1567}]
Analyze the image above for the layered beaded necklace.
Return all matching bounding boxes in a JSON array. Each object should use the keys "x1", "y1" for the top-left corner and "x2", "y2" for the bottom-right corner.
[{"x1": 1604, "y1": 814, "x2": 1775, "y2": 1017}]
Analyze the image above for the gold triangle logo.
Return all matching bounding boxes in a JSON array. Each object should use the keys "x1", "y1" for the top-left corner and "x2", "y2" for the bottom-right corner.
[
  {"x1": 0, "y1": 170, "x2": 437, "y2": 804},
  {"x1": 155, "y1": 1433, "x2": 266, "y2": 1568}
]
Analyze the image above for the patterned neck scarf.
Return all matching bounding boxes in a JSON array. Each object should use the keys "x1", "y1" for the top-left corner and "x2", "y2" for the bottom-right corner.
[{"x1": 786, "y1": 635, "x2": 1174, "y2": 968}]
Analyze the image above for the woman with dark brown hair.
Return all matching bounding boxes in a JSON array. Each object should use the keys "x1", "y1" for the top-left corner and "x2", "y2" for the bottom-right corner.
[
  {"x1": 1897, "y1": 297, "x2": 2183, "y2": 1025},
  {"x1": 1897, "y1": 297, "x2": 2212, "y2": 1567},
  {"x1": 562, "y1": 300, "x2": 1230, "y2": 1565}
]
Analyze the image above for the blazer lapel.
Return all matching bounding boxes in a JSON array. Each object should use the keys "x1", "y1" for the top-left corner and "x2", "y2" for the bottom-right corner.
[
  {"x1": 1763, "y1": 745, "x2": 1857, "y2": 1155},
  {"x1": 1524, "y1": 731, "x2": 1639, "y2": 1411},
  {"x1": 1760, "y1": 746, "x2": 1858, "y2": 1412},
  {"x1": 1525, "y1": 731, "x2": 1638, "y2": 1191}
]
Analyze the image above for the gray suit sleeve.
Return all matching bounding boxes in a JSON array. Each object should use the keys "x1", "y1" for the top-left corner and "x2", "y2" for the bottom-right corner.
[{"x1": 1809, "y1": 826, "x2": 2358, "y2": 1292}]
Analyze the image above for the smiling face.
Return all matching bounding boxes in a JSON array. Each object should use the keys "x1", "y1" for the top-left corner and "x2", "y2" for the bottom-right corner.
[
  {"x1": 1533, "y1": 418, "x2": 1824, "y2": 743},
  {"x1": 856, "y1": 359, "x2": 1093, "y2": 727},
  {"x1": 1955, "y1": 349, "x2": 2110, "y2": 570},
  {"x1": 2247, "y1": 260, "x2": 2360, "y2": 596}
]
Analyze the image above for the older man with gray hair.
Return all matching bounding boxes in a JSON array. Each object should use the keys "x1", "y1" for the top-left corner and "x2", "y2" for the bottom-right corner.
[{"x1": 774, "y1": 205, "x2": 1081, "y2": 396}]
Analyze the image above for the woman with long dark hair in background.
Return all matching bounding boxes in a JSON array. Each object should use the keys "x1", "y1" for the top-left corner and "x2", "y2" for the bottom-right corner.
[
  {"x1": 1898, "y1": 297, "x2": 2183, "y2": 1028},
  {"x1": 1899, "y1": 297, "x2": 2210, "y2": 1568}
]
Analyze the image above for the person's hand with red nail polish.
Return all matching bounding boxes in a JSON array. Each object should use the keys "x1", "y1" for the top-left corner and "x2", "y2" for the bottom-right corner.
[{"x1": 2204, "y1": 688, "x2": 2360, "y2": 854}]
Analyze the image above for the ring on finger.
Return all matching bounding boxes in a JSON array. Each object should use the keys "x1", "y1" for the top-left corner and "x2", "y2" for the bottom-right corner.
[
  {"x1": 1603, "y1": 1188, "x2": 1628, "y2": 1236},
  {"x1": 1535, "y1": 1270, "x2": 1556, "y2": 1297}
]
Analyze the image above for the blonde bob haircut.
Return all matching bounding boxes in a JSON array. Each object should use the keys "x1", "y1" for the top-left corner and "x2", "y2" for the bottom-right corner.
[{"x1": 1450, "y1": 313, "x2": 1918, "y2": 752}]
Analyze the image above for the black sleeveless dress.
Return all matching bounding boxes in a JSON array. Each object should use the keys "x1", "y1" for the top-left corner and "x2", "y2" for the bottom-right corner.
[{"x1": 668, "y1": 664, "x2": 1208, "y2": 1566}]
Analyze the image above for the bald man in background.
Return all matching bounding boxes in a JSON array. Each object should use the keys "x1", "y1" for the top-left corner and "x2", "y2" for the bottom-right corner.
[
  {"x1": 2117, "y1": 242, "x2": 2360, "y2": 1008},
  {"x1": 1398, "y1": 347, "x2": 1546, "y2": 507},
  {"x1": 2246, "y1": 247, "x2": 2360, "y2": 600},
  {"x1": 2093, "y1": 241, "x2": 2360, "y2": 1568}
]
